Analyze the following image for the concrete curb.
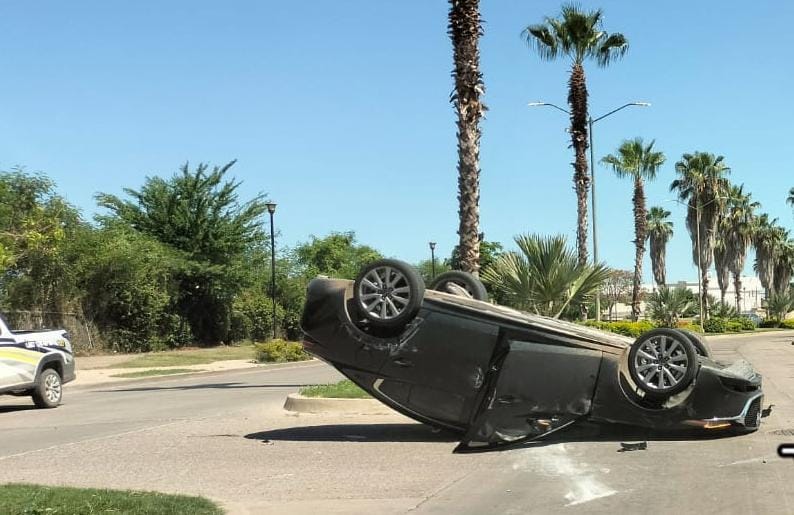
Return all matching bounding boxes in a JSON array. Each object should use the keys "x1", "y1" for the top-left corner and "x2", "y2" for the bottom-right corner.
[
  {"x1": 705, "y1": 330, "x2": 794, "y2": 340},
  {"x1": 284, "y1": 393, "x2": 395, "y2": 415}
]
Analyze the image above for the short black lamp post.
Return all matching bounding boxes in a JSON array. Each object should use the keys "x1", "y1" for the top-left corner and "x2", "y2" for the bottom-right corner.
[
  {"x1": 265, "y1": 202, "x2": 277, "y2": 340},
  {"x1": 429, "y1": 242, "x2": 437, "y2": 279}
]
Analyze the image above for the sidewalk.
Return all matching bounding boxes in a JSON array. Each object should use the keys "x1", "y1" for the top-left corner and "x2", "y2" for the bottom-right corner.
[{"x1": 71, "y1": 359, "x2": 263, "y2": 389}]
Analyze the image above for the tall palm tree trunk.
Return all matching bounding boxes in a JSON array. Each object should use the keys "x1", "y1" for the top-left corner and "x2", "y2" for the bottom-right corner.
[
  {"x1": 714, "y1": 244, "x2": 729, "y2": 304},
  {"x1": 568, "y1": 63, "x2": 590, "y2": 267},
  {"x1": 631, "y1": 176, "x2": 646, "y2": 320},
  {"x1": 449, "y1": 0, "x2": 485, "y2": 276},
  {"x1": 649, "y1": 239, "x2": 666, "y2": 286},
  {"x1": 733, "y1": 273, "x2": 743, "y2": 311}
]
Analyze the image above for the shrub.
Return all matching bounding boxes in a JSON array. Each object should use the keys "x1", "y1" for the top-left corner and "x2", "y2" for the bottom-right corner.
[
  {"x1": 760, "y1": 319, "x2": 781, "y2": 328},
  {"x1": 782, "y1": 319, "x2": 794, "y2": 330},
  {"x1": 584, "y1": 320, "x2": 655, "y2": 337},
  {"x1": 253, "y1": 339, "x2": 310, "y2": 363},
  {"x1": 725, "y1": 320, "x2": 743, "y2": 333},
  {"x1": 735, "y1": 317, "x2": 756, "y2": 331},
  {"x1": 678, "y1": 323, "x2": 704, "y2": 333},
  {"x1": 703, "y1": 317, "x2": 727, "y2": 333}
]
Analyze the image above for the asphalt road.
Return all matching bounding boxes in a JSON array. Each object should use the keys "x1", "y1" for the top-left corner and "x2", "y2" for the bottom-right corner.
[{"x1": 1, "y1": 333, "x2": 794, "y2": 514}]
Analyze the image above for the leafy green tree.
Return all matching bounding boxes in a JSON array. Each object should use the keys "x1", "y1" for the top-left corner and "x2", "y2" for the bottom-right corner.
[
  {"x1": 646, "y1": 286, "x2": 692, "y2": 327},
  {"x1": 482, "y1": 234, "x2": 610, "y2": 318},
  {"x1": 601, "y1": 138, "x2": 665, "y2": 320},
  {"x1": 670, "y1": 152, "x2": 731, "y2": 319},
  {"x1": 97, "y1": 161, "x2": 268, "y2": 343},
  {"x1": 415, "y1": 258, "x2": 452, "y2": 284},
  {"x1": 448, "y1": 0, "x2": 486, "y2": 275},
  {"x1": 76, "y1": 226, "x2": 188, "y2": 351},
  {"x1": 524, "y1": 4, "x2": 628, "y2": 265},
  {"x1": 293, "y1": 232, "x2": 381, "y2": 279},
  {"x1": 0, "y1": 169, "x2": 84, "y2": 313},
  {"x1": 602, "y1": 268, "x2": 632, "y2": 321}
]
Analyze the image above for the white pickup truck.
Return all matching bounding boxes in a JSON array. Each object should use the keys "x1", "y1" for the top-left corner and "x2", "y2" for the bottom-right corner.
[{"x1": 0, "y1": 314, "x2": 76, "y2": 408}]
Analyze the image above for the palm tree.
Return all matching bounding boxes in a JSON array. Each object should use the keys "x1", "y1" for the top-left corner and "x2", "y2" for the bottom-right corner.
[
  {"x1": 670, "y1": 152, "x2": 731, "y2": 319},
  {"x1": 646, "y1": 286, "x2": 693, "y2": 328},
  {"x1": 753, "y1": 214, "x2": 785, "y2": 298},
  {"x1": 482, "y1": 233, "x2": 610, "y2": 318},
  {"x1": 524, "y1": 4, "x2": 628, "y2": 266},
  {"x1": 601, "y1": 138, "x2": 665, "y2": 320},
  {"x1": 713, "y1": 232, "x2": 730, "y2": 305},
  {"x1": 773, "y1": 237, "x2": 794, "y2": 294},
  {"x1": 646, "y1": 207, "x2": 673, "y2": 287},
  {"x1": 449, "y1": 0, "x2": 486, "y2": 275},
  {"x1": 721, "y1": 185, "x2": 759, "y2": 311},
  {"x1": 788, "y1": 187, "x2": 794, "y2": 211}
]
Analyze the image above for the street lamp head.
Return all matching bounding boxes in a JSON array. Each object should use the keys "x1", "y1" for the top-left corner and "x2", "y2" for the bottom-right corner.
[
  {"x1": 429, "y1": 241, "x2": 436, "y2": 251},
  {"x1": 632, "y1": 102, "x2": 651, "y2": 107},
  {"x1": 265, "y1": 202, "x2": 277, "y2": 214},
  {"x1": 527, "y1": 102, "x2": 548, "y2": 107}
]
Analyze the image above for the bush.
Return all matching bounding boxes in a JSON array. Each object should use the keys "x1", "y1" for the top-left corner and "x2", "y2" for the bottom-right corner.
[
  {"x1": 735, "y1": 317, "x2": 756, "y2": 331},
  {"x1": 253, "y1": 339, "x2": 310, "y2": 363},
  {"x1": 703, "y1": 317, "x2": 727, "y2": 333},
  {"x1": 584, "y1": 320, "x2": 655, "y2": 337},
  {"x1": 782, "y1": 319, "x2": 794, "y2": 329},
  {"x1": 760, "y1": 319, "x2": 781, "y2": 328},
  {"x1": 725, "y1": 320, "x2": 743, "y2": 333},
  {"x1": 231, "y1": 291, "x2": 286, "y2": 342},
  {"x1": 678, "y1": 323, "x2": 704, "y2": 333}
]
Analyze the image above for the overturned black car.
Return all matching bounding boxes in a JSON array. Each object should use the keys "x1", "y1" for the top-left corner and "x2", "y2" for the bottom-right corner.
[{"x1": 301, "y1": 259, "x2": 763, "y2": 451}]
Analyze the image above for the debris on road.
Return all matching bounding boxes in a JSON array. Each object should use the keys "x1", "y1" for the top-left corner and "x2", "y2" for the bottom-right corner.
[
  {"x1": 618, "y1": 441, "x2": 647, "y2": 452},
  {"x1": 762, "y1": 404, "x2": 775, "y2": 417}
]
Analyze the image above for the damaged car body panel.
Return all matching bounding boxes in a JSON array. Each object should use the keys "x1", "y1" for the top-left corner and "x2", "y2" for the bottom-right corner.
[{"x1": 301, "y1": 271, "x2": 763, "y2": 452}]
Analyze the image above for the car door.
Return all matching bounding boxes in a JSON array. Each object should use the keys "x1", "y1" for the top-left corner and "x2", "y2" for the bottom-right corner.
[
  {"x1": 0, "y1": 340, "x2": 41, "y2": 391},
  {"x1": 375, "y1": 308, "x2": 500, "y2": 428}
]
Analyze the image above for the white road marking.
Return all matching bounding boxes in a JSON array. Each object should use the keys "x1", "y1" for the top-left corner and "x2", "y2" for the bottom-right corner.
[{"x1": 512, "y1": 444, "x2": 617, "y2": 506}]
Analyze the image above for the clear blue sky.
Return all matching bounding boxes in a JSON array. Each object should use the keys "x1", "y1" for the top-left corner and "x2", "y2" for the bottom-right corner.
[{"x1": 1, "y1": 1, "x2": 792, "y2": 282}]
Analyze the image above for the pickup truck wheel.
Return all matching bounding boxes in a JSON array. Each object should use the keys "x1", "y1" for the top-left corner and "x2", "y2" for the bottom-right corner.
[{"x1": 32, "y1": 368, "x2": 62, "y2": 408}]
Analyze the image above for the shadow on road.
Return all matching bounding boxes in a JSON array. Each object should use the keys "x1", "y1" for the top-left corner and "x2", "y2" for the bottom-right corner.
[
  {"x1": 246, "y1": 423, "x2": 461, "y2": 443},
  {"x1": 0, "y1": 404, "x2": 37, "y2": 414},
  {"x1": 100, "y1": 382, "x2": 314, "y2": 393}
]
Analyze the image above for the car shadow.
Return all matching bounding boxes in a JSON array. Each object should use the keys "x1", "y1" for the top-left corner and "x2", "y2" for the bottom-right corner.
[
  {"x1": 0, "y1": 404, "x2": 37, "y2": 414},
  {"x1": 245, "y1": 423, "x2": 461, "y2": 444},
  {"x1": 460, "y1": 420, "x2": 746, "y2": 453},
  {"x1": 245, "y1": 420, "x2": 743, "y2": 451},
  {"x1": 100, "y1": 383, "x2": 314, "y2": 393}
]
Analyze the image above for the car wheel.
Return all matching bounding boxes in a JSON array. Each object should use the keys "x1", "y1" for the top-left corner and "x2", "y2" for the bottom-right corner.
[
  {"x1": 32, "y1": 368, "x2": 62, "y2": 408},
  {"x1": 428, "y1": 271, "x2": 489, "y2": 302},
  {"x1": 628, "y1": 328, "x2": 698, "y2": 399},
  {"x1": 676, "y1": 329, "x2": 711, "y2": 358},
  {"x1": 353, "y1": 259, "x2": 424, "y2": 329}
]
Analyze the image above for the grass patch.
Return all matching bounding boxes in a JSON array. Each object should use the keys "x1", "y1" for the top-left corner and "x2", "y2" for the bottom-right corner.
[
  {"x1": 299, "y1": 379, "x2": 370, "y2": 399},
  {"x1": 0, "y1": 483, "x2": 222, "y2": 515},
  {"x1": 110, "y1": 368, "x2": 202, "y2": 379},
  {"x1": 113, "y1": 343, "x2": 256, "y2": 368}
]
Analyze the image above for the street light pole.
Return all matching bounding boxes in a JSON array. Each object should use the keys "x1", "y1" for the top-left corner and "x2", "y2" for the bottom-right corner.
[
  {"x1": 528, "y1": 101, "x2": 650, "y2": 321},
  {"x1": 265, "y1": 202, "x2": 277, "y2": 340},
  {"x1": 429, "y1": 242, "x2": 437, "y2": 279}
]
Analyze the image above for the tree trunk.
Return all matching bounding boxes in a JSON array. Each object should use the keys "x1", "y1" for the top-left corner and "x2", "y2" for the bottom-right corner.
[
  {"x1": 567, "y1": 62, "x2": 590, "y2": 267},
  {"x1": 631, "y1": 176, "x2": 647, "y2": 321},
  {"x1": 701, "y1": 266, "x2": 710, "y2": 321},
  {"x1": 449, "y1": 0, "x2": 485, "y2": 276},
  {"x1": 733, "y1": 273, "x2": 742, "y2": 312}
]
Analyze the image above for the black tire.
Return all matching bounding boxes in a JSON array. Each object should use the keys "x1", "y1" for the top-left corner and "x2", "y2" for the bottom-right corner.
[
  {"x1": 353, "y1": 259, "x2": 424, "y2": 329},
  {"x1": 677, "y1": 329, "x2": 711, "y2": 358},
  {"x1": 32, "y1": 368, "x2": 62, "y2": 409},
  {"x1": 428, "y1": 271, "x2": 489, "y2": 302},
  {"x1": 628, "y1": 328, "x2": 698, "y2": 399}
]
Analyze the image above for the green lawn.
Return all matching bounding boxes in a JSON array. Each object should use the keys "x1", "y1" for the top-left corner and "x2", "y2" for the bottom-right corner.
[
  {"x1": 0, "y1": 484, "x2": 222, "y2": 515},
  {"x1": 110, "y1": 368, "x2": 202, "y2": 378},
  {"x1": 113, "y1": 344, "x2": 256, "y2": 368},
  {"x1": 299, "y1": 379, "x2": 371, "y2": 399}
]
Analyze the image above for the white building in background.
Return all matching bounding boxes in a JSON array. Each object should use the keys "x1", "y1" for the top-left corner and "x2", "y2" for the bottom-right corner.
[
  {"x1": 642, "y1": 275, "x2": 765, "y2": 313},
  {"x1": 606, "y1": 275, "x2": 766, "y2": 321}
]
